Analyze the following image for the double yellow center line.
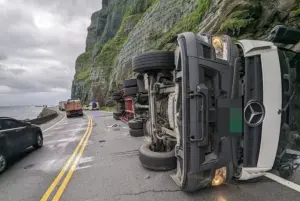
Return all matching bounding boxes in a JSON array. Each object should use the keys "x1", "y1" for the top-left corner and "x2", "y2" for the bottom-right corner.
[{"x1": 40, "y1": 116, "x2": 93, "y2": 201}]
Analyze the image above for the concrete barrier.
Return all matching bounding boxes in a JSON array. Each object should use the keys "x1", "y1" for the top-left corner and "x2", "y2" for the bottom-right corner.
[{"x1": 28, "y1": 108, "x2": 58, "y2": 125}]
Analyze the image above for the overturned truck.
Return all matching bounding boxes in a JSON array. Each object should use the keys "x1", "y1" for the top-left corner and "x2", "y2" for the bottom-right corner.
[{"x1": 113, "y1": 25, "x2": 300, "y2": 191}]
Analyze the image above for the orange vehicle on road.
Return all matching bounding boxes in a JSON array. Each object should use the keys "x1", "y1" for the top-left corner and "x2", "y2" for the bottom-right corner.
[{"x1": 65, "y1": 99, "x2": 83, "y2": 118}]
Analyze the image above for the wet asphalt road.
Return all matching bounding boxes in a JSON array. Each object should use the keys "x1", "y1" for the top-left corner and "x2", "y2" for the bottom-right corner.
[{"x1": 0, "y1": 110, "x2": 299, "y2": 201}]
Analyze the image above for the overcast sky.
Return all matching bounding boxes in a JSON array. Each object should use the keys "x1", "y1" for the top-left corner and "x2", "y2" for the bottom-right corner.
[{"x1": 0, "y1": 0, "x2": 102, "y2": 106}]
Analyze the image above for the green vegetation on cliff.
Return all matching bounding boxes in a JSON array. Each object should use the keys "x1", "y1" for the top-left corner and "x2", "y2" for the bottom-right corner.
[
  {"x1": 72, "y1": 0, "x2": 300, "y2": 106},
  {"x1": 74, "y1": 50, "x2": 92, "y2": 81},
  {"x1": 94, "y1": 13, "x2": 142, "y2": 84},
  {"x1": 155, "y1": 0, "x2": 211, "y2": 50},
  {"x1": 218, "y1": 8, "x2": 256, "y2": 35}
]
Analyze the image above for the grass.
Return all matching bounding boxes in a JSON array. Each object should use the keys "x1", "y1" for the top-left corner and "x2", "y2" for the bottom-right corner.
[
  {"x1": 291, "y1": 4, "x2": 300, "y2": 16},
  {"x1": 94, "y1": 13, "x2": 142, "y2": 82},
  {"x1": 218, "y1": 18, "x2": 254, "y2": 35},
  {"x1": 99, "y1": 106, "x2": 114, "y2": 112},
  {"x1": 76, "y1": 50, "x2": 92, "y2": 64},
  {"x1": 74, "y1": 65, "x2": 91, "y2": 80},
  {"x1": 217, "y1": 6, "x2": 258, "y2": 35},
  {"x1": 154, "y1": 0, "x2": 211, "y2": 50}
]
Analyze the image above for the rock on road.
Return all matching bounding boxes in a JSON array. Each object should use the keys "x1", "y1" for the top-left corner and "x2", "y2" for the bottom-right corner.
[{"x1": 0, "y1": 110, "x2": 299, "y2": 201}]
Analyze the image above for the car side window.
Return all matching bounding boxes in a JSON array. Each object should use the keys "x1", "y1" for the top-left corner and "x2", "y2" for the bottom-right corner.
[
  {"x1": 0, "y1": 120, "x2": 3, "y2": 130},
  {"x1": 2, "y1": 119, "x2": 23, "y2": 129}
]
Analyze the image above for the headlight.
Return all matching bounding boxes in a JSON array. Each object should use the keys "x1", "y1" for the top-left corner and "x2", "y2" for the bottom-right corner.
[{"x1": 212, "y1": 167, "x2": 227, "y2": 186}]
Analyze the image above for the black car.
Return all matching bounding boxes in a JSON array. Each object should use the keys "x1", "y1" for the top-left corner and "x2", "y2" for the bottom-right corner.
[{"x1": 0, "y1": 117, "x2": 43, "y2": 174}]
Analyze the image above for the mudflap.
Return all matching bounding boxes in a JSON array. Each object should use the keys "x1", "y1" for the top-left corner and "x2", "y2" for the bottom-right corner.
[{"x1": 171, "y1": 32, "x2": 240, "y2": 191}]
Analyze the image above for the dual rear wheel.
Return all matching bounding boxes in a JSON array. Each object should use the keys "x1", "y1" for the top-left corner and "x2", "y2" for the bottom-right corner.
[{"x1": 132, "y1": 51, "x2": 177, "y2": 171}]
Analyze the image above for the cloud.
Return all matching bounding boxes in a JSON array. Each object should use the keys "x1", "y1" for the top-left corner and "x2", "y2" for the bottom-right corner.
[
  {"x1": 0, "y1": 0, "x2": 102, "y2": 105},
  {"x1": 0, "y1": 54, "x2": 7, "y2": 60}
]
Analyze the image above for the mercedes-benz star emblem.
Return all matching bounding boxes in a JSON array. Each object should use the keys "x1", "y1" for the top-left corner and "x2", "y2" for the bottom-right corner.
[{"x1": 244, "y1": 101, "x2": 265, "y2": 127}]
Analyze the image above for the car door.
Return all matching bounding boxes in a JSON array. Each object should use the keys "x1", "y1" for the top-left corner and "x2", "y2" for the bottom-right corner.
[
  {"x1": 2, "y1": 119, "x2": 29, "y2": 153},
  {"x1": 0, "y1": 120, "x2": 12, "y2": 157}
]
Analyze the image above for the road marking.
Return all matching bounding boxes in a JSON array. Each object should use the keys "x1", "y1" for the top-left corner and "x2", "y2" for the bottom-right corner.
[
  {"x1": 43, "y1": 115, "x2": 66, "y2": 132},
  {"x1": 265, "y1": 173, "x2": 300, "y2": 192},
  {"x1": 52, "y1": 116, "x2": 93, "y2": 201},
  {"x1": 40, "y1": 116, "x2": 91, "y2": 201}
]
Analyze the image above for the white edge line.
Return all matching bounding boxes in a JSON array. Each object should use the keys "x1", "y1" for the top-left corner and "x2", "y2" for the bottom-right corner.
[
  {"x1": 42, "y1": 114, "x2": 66, "y2": 132},
  {"x1": 265, "y1": 173, "x2": 300, "y2": 192}
]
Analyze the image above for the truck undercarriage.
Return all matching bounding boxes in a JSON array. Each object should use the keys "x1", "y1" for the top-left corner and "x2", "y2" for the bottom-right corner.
[{"x1": 112, "y1": 25, "x2": 300, "y2": 191}]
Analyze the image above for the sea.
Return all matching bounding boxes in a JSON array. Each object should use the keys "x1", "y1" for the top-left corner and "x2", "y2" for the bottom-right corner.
[{"x1": 0, "y1": 106, "x2": 43, "y2": 120}]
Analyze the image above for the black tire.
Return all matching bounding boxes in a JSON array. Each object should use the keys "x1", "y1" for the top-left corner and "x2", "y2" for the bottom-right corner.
[
  {"x1": 112, "y1": 95, "x2": 122, "y2": 101},
  {"x1": 129, "y1": 129, "x2": 144, "y2": 137},
  {"x1": 0, "y1": 152, "x2": 7, "y2": 174},
  {"x1": 133, "y1": 51, "x2": 175, "y2": 73},
  {"x1": 124, "y1": 86, "x2": 138, "y2": 97},
  {"x1": 116, "y1": 102, "x2": 125, "y2": 113},
  {"x1": 112, "y1": 92, "x2": 122, "y2": 101},
  {"x1": 33, "y1": 132, "x2": 43, "y2": 149},
  {"x1": 113, "y1": 114, "x2": 120, "y2": 120},
  {"x1": 113, "y1": 112, "x2": 122, "y2": 120},
  {"x1": 123, "y1": 79, "x2": 137, "y2": 88},
  {"x1": 128, "y1": 120, "x2": 143, "y2": 129},
  {"x1": 139, "y1": 143, "x2": 176, "y2": 171},
  {"x1": 67, "y1": 115, "x2": 71, "y2": 118},
  {"x1": 113, "y1": 112, "x2": 123, "y2": 116}
]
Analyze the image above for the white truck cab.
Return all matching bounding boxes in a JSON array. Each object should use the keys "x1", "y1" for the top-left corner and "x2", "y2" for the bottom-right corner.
[{"x1": 121, "y1": 25, "x2": 300, "y2": 191}]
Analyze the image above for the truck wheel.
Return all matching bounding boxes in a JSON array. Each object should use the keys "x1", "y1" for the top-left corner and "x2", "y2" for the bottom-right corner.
[
  {"x1": 113, "y1": 112, "x2": 122, "y2": 120},
  {"x1": 112, "y1": 95, "x2": 122, "y2": 101},
  {"x1": 128, "y1": 120, "x2": 143, "y2": 129},
  {"x1": 139, "y1": 142, "x2": 176, "y2": 171},
  {"x1": 123, "y1": 79, "x2": 137, "y2": 88},
  {"x1": 124, "y1": 86, "x2": 138, "y2": 97},
  {"x1": 129, "y1": 128, "x2": 144, "y2": 137},
  {"x1": 113, "y1": 114, "x2": 120, "y2": 120},
  {"x1": 133, "y1": 51, "x2": 175, "y2": 73},
  {"x1": 0, "y1": 152, "x2": 7, "y2": 174},
  {"x1": 112, "y1": 92, "x2": 122, "y2": 101}
]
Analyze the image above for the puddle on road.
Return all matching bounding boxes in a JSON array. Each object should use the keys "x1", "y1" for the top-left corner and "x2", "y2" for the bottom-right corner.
[{"x1": 23, "y1": 157, "x2": 70, "y2": 173}]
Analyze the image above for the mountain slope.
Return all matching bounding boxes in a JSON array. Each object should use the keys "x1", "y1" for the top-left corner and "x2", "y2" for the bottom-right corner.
[{"x1": 71, "y1": 0, "x2": 300, "y2": 106}]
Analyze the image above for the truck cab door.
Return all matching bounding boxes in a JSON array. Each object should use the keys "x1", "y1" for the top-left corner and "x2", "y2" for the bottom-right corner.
[{"x1": 171, "y1": 32, "x2": 242, "y2": 191}]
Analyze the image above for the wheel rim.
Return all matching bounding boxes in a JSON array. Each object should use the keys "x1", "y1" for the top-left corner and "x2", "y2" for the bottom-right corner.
[
  {"x1": 37, "y1": 135, "x2": 43, "y2": 146},
  {"x1": 0, "y1": 154, "x2": 6, "y2": 172}
]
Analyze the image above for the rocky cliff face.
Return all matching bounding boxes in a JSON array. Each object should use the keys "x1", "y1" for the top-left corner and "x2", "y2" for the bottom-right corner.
[{"x1": 71, "y1": 0, "x2": 300, "y2": 106}]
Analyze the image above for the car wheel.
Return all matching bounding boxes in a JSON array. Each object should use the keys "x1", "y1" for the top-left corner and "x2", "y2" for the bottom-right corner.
[
  {"x1": 0, "y1": 153, "x2": 7, "y2": 174},
  {"x1": 129, "y1": 129, "x2": 144, "y2": 137},
  {"x1": 124, "y1": 86, "x2": 138, "y2": 97},
  {"x1": 123, "y1": 79, "x2": 137, "y2": 88},
  {"x1": 33, "y1": 133, "x2": 43, "y2": 149},
  {"x1": 128, "y1": 120, "x2": 143, "y2": 130},
  {"x1": 133, "y1": 51, "x2": 175, "y2": 74},
  {"x1": 139, "y1": 142, "x2": 176, "y2": 171},
  {"x1": 113, "y1": 112, "x2": 122, "y2": 120}
]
